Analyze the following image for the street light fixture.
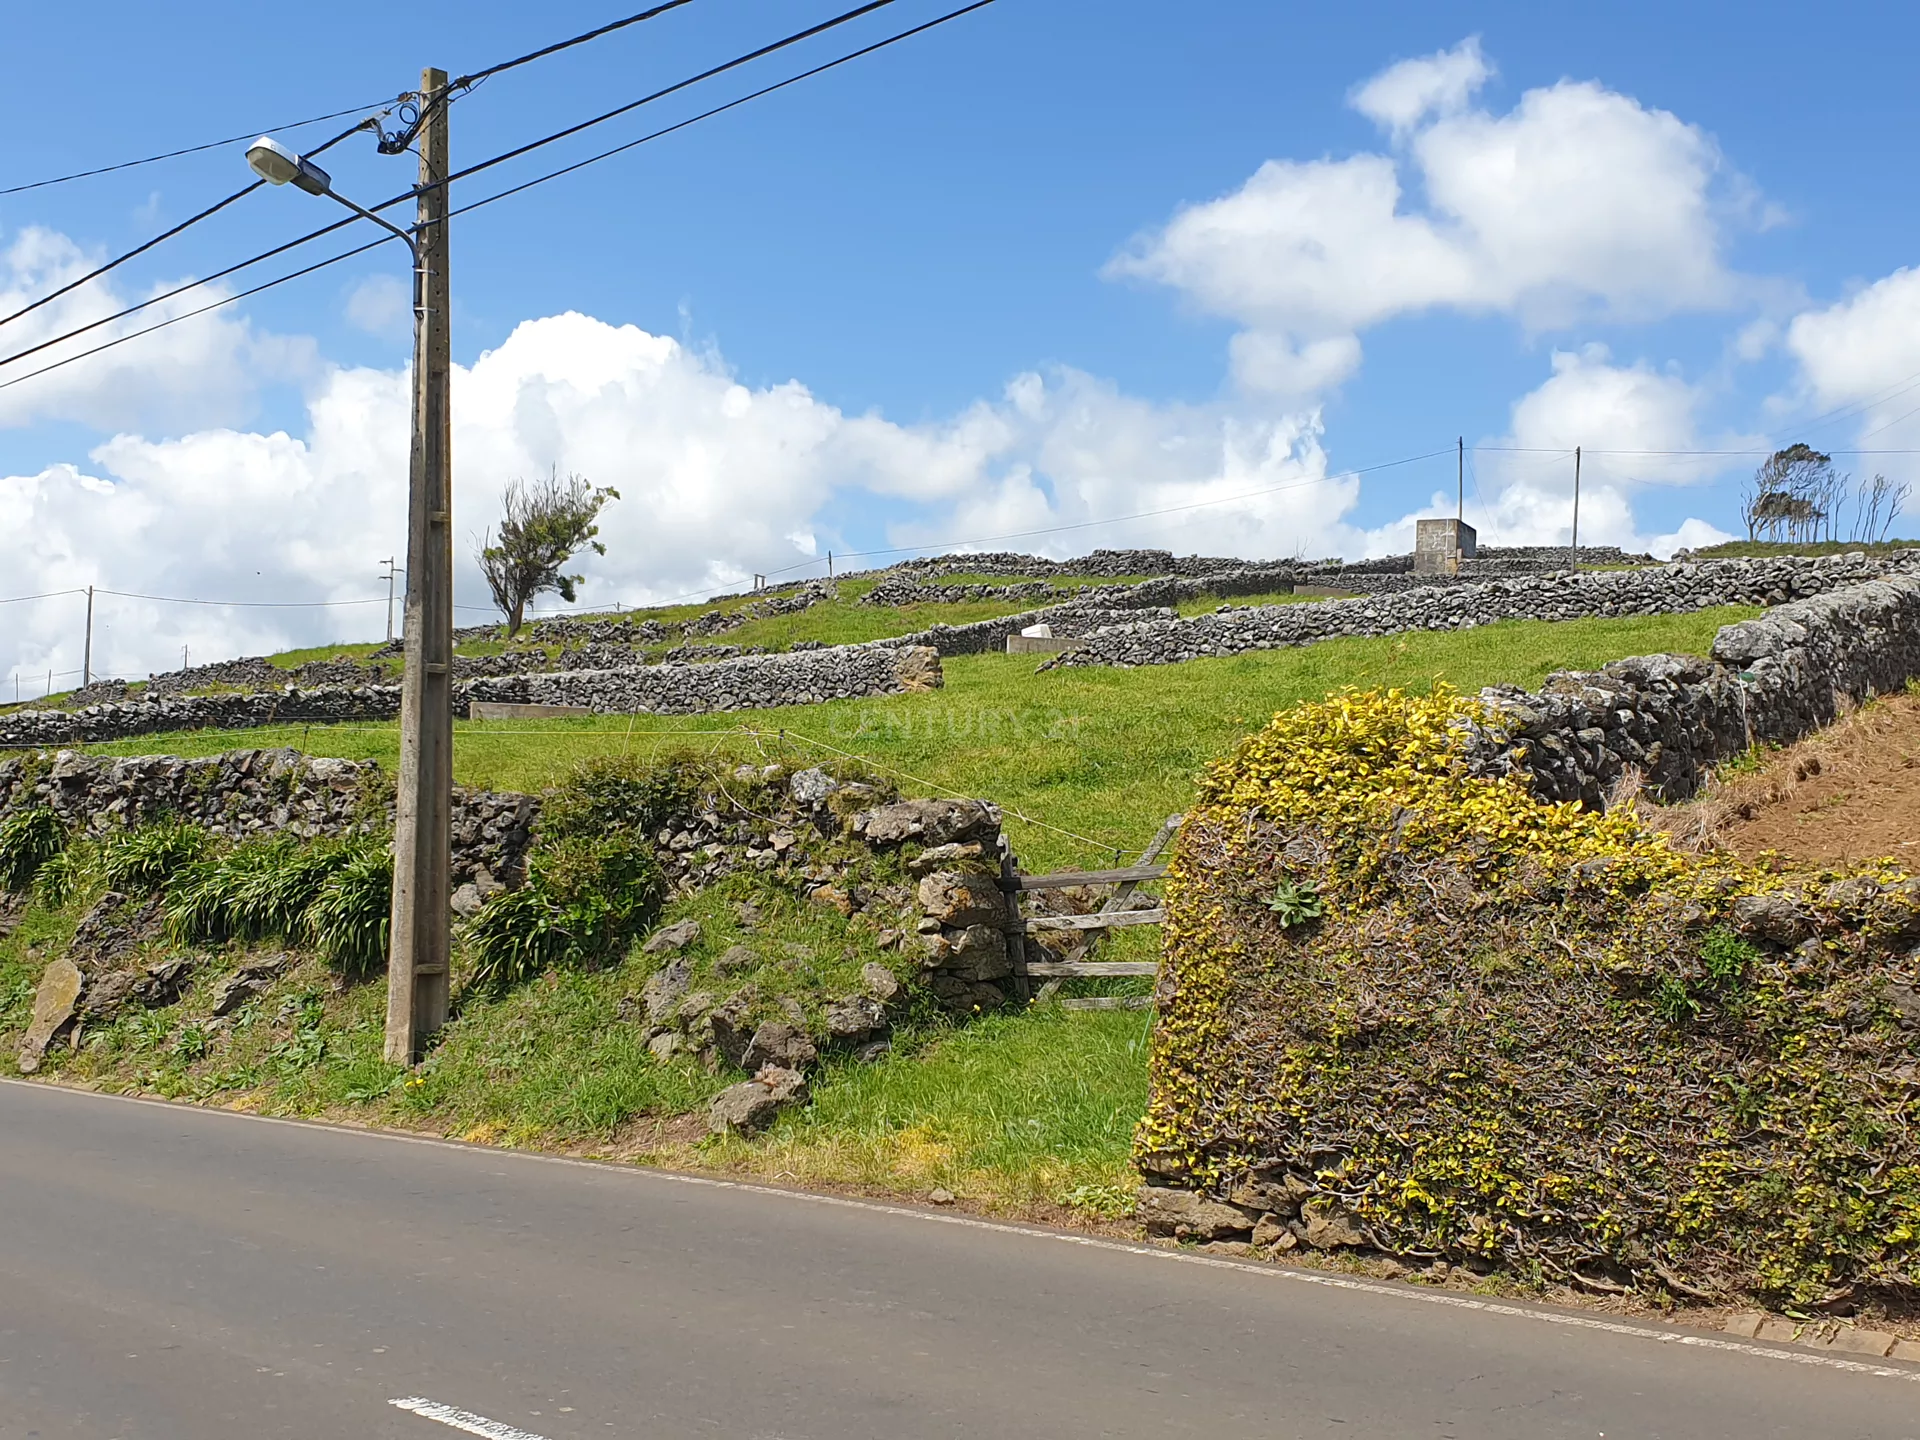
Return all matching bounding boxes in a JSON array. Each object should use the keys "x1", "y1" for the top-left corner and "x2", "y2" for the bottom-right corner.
[
  {"x1": 246, "y1": 136, "x2": 418, "y2": 251},
  {"x1": 245, "y1": 135, "x2": 332, "y2": 195},
  {"x1": 245, "y1": 74, "x2": 455, "y2": 1065}
]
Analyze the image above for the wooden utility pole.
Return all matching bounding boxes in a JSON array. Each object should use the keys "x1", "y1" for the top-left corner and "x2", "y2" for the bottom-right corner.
[
  {"x1": 1570, "y1": 446, "x2": 1582, "y2": 572},
  {"x1": 1456, "y1": 437, "x2": 1464, "y2": 522},
  {"x1": 386, "y1": 67, "x2": 454, "y2": 1065},
  {"x1": 81, "y1": 586, "x2": 94, "y2": 686},
  {"x1": 380, "y1": 557, "x2": 399, "y2": 644}
]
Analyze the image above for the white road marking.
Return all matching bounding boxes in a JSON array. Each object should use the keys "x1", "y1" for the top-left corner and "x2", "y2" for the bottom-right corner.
[
  {"x1": 390, "y1": 1396, "x2": 552, "y2": 1440},
  {"x1": 16, "y1": 1078, "x2": 1920, "y2": 1387}
]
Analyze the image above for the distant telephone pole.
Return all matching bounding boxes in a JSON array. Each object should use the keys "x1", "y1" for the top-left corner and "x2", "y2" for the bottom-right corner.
[
  {"x1": 386, "y1": 66, "x2": 455, "y2": 1065},
  {"x1": 1456, "y1": 437, "x2": 1464, "y2": 522},
  {"x1": 82, "y1": 586, "x2": 94, "y2": 686},
  {"x1": 1570, "y1": 446, "x2": 1582, "y2": 571},
  {"x1": 379, "y1": 557, "x2": 400, "y2": 644}
]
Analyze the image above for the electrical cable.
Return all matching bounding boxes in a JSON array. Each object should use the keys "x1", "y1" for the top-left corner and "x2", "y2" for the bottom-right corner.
[
  {"x1": 0, "y1": 0, "x2": 998, "y2": 390},
  {"x1": 436, "y1": 0, "x2": 912, "y2": 192},
  {"x1": 450, "y1": 0, "x2": 998, "y2": 222},
  {"x1": 0, "y1": 115, "x2": 388, "y2": 336},
  {"x1": 454, "y1": 0, "x2": 700, "y2": 86},
  {"x1": 1856, "y1": 398, "x2": 1920, "y2": 444},
  {"x1": 0, "y1": 181, "x2": 265, "y2": 332},
  {"x1": 95, "y1": 588, "x2": 386, "y2": 609},
  {"x1": 1475, "y1": 445, "x2": 1920, "y2": 457},
  {"x1": 0, "y1": 588, "x2": 87, "y2": 606},
  {"x1": 0, "y1": 98, "x2": 402, "y2": 196},
  {"x1": 0, "y1": 233, "x2": 391, "y2": 395},
  {"x1": 2, "y1": 1, "x2": 705, "y2": 194}
]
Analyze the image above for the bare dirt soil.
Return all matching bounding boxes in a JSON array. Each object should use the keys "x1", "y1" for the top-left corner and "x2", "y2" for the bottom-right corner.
[{"x1": 1654, "y1": 692, "x2": 1920, "y2": 865}]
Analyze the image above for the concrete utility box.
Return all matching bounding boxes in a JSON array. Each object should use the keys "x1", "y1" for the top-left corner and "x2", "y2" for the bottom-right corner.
[
  {"x1": 1006, "y1": 635, "x2": 1074, "y2": 654},
  {"x1": 1414, "y1": 518, "x2": 1477, "y2": 575}
]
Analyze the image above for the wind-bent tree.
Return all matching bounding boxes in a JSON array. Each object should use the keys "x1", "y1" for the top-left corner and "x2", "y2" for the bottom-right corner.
[
  {"x1": 1742, "y1": 443, "x2": 1835, "y2": 543},
  {"x1": 477, "y1": 470, "x2": 620, "y2": 636}
]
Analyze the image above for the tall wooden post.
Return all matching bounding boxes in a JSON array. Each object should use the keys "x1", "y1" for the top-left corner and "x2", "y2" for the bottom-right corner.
[
  {"x1": 1456, "y1": 436, "x2": 1463, "y2": 522},
  {"x1": 82, "y1": 586, "x2": 94, "y2": 686},
  {"x1": 386, "y1": 67, "x2": 454, "y2": 1065}
]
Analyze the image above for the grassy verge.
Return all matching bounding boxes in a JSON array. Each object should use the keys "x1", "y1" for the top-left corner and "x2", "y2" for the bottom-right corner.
[{"x1": 9, "y1": 607, "x2": 1756, "y2": 1214}]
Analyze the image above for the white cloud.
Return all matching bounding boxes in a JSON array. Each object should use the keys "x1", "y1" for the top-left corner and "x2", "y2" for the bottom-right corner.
[
  {"x1": 1350, "y1": 36, "x2": 1492, "y2": 136},
  {"x1": 1111, "y1": 41, "x2": 1744, "y2": 396},
  {"x1": 0, "y1": 40, "x2": 1786, "y2": 683},
  {"x1": 1365, "y1": 345, "x2": 1743, "y2": 558},
  {"x1": 1785, "y1": 267, "x2": 1920, "y2": 443},
  {"x1": 1, "y1": 313, "x2": 1382, "y2": 685},
  {"x1": 0, "y1": 226, "x2": 308, "y2": 433},
  {"x1": 877, "y1": 368, "x2": 1356, "y2": 563},
  {"x1": 344, "y1": 273, "x2": 412, "y2": 337}
]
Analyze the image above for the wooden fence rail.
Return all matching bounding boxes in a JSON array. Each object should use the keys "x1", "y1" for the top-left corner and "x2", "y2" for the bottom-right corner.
[{"x1": 1001, "y1": 813, "x2": 1181, "y2": 1011}]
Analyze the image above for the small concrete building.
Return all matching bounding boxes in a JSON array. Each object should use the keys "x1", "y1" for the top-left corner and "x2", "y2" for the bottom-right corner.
[{"x1": 1414, "y1": 518, "x2": 1477, "y2": 575}]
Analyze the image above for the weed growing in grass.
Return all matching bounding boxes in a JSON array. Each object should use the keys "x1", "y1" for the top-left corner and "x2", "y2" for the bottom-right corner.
[{"x1": 0, "y1": 808, "x2": 64, "y2": 891}]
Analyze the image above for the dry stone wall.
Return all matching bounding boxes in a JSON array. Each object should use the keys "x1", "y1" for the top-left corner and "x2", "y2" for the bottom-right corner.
[
  {"x1": 1464, "y1": 574, "x2": 1920, "y2": 808},
  {"x1": 0, "y1": 645, "x2": 944, "y2": 748},
  {"x1": 464, "y1": 644, "x2": 939, "y2": 716},
  {"x1": 1044, "y1": 552, "x2": 1920, "y2": 670},
  {"x1": 0, "y1": 748, "x2": 534, "y2": 888}
]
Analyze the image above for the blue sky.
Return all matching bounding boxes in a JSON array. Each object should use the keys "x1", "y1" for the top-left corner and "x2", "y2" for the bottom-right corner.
[{"x1": 4, "y1": 0, "x2": 1920, "y2": 682}]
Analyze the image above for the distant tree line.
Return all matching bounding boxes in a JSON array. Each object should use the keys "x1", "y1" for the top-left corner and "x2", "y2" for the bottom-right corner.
[{"x1": 1741, "y1": 443, "x2": 1910, "y2": 544}]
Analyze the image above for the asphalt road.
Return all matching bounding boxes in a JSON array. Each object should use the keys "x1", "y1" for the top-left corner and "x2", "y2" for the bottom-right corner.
[{"x1": 1, "y1": 1081, "x2": 1916, "y2": 1440}]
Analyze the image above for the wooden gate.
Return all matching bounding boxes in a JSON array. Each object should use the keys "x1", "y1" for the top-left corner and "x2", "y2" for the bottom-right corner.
[{"x1": 1001, "y1": 814, "x2": 1181, "y2": 1011}]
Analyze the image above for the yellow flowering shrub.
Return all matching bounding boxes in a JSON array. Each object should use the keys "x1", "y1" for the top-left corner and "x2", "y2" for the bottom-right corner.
[{"x1": 1140, "y1": 685, "x2": 1920, "y2": 1305}]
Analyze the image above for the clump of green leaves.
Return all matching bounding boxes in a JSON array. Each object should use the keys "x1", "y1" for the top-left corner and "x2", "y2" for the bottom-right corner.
[
  {"x1": 0, "y1": 807, "x2": 65, "y2": 891},
  {"x1": 539, "y1": 751, "x2": 703, "y2": 842},
  {"x1": 1700, "y1": 926, "x2": 1758, "y2": 992},
  {"x1": 100, "y1": 820, "x2": 210, "y2": 893},
  {"x1": 32, "y1": 840, "x2": 94, "y2": 909},
  {"x1": 304, "y1": 840, "x2": 393, "y2": 976},
  {"x1": 467, "y1": 834, "x2": 664, "y2": 993},
  {"x1": 1653, "y1": 974, "x2": 1700, "y2": 1026},
  {"x1": 1265, "y1": 877, "x2": 1324, "y2": 929},
  {"x1": 166, "y1": 832, "x2": 393, "y2": 975}
]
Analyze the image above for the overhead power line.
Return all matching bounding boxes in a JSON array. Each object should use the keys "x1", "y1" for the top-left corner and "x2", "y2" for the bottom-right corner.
[
  {"x1": 94, "y1": 588, "x2": 386, "y2": 609},
  {"x1": 0, "y1": 0, "x2": 710, "y2": 195},
  {"x1": 453, "y1": 0, "x2": 998, "y2": 221},
  {"x1": 0, "y1": 588, "x2": 87, "y2": 606},
  {"x1": 0, "y1": 98, "x2": 401, "y2": 197},
  {"x1": 1473, "y1": 446, "x2": 1920, "y2": 457},
  {"x1": 0, "y1": 181, "x2": 264, "y2": 332},
  {"x1": 0, "y1": 114, "x2": 386, "y2": 338},
  {"x1": 0, "y1": 0, "x2": 999, "y2": 392},
  {"x1": 455, "y1": 0, "x2": 700, "y2": 85},
  {"x1": 436, "y1": 0, "x2": 908, "y2": 192}
]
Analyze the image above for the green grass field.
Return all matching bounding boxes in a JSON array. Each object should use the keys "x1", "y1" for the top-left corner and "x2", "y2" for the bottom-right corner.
[
  {"x1": 90, "y1": 607, "x2": 1756, "y2": 871},
  {"x1": 8, "y1": 604, "x2": 1759, "y2": 1215}
]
